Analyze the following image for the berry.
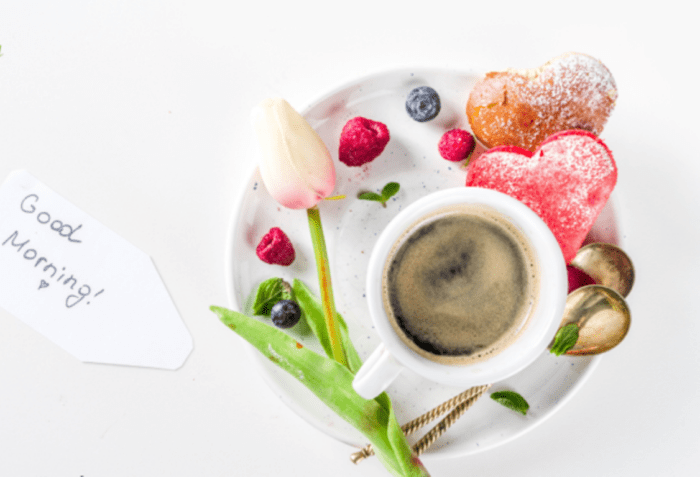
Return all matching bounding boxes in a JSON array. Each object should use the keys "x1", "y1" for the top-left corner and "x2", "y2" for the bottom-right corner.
[
  {"x1": 567, "y1": 265, "x2": 595, "y2": 293},
  {"x1": 339, "y1": 117, "x2": 390, "y2": 167},
  {"x1": 405, "y1": 86, "x2": 441, "y2": 122},
  {"x1": 256, "y1": 227, "x2": 295, "y2": 266},
  {"x1": 438, "y1": 129, "x2": 476, "y2": 162},
  {"x1": 270, "y1": 299, "x2": 302, "y2": 328}
]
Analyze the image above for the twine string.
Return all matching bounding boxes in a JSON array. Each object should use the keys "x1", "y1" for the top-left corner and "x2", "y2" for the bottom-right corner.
[{"x1": 350, "y1": 384, "x2": 492, "y2": 464}]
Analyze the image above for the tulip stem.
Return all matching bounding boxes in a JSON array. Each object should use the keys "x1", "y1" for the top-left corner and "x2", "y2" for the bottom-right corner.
[{"x1": 307, "y1": 206, "x2": 348, "y2": 368}]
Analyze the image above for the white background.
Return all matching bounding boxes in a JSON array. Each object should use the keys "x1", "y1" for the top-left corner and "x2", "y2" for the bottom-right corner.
[{"x1": 1, "y1": 1, "x2": 698, "y2": 476}]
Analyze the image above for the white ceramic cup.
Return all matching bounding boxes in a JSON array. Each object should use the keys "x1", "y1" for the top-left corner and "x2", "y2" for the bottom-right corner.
[{"x1": 352, "y1": 187, "x2": 567, "y2": 399}]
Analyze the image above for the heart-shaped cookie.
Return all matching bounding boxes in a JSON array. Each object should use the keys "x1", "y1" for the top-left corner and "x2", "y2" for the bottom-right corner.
[
  {"x1": 466, "y1": 53, "x2": 617, "y2": 152},
  {"x1": 465, "y1": 130, "x2": 617, "y2": 263}
]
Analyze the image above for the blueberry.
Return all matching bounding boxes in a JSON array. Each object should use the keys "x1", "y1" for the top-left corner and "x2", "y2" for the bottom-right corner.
[
  {"x1": 405, "y1": 86, "x2": 441, "y2": 122},
  {"x1": 270, "y1": 299, "x2": 302, "y2": 329}
]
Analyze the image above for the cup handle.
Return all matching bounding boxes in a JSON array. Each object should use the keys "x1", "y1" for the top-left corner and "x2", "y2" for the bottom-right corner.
[{"x1": 352, "y1": 344, "x2": 404, "y2": 399}]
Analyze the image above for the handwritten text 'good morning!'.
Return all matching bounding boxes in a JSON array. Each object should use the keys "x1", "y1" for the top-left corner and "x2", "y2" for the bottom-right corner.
[{"x1": 2, "y1": 194, "x2": 105, "y2": 308}]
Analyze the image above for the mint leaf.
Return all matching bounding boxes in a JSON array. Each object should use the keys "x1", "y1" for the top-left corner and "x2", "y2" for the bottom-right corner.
[
  {"x1": 550, "y1": 323, "x2": 580, "y2": 356},
  {"x1": 358, "y1": 182, "x2": 401, "y2": 207},
  {"x1": 381, "y1": 182, "x2": 400, "y2": 200},
  {"x1": 358, "y1": 191, "x2": 383, "y2": 202},
  {"x1": 490, "y1": 390, "x2": 529, "y2": 415},
  {"x1": 251, "y1": 277, "x2": 293, "y2": 315}
]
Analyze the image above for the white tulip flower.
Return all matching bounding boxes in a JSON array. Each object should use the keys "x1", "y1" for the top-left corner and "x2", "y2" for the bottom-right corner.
[{"x1": 251, "y1": 98, "x2": 336, "y2": 209}]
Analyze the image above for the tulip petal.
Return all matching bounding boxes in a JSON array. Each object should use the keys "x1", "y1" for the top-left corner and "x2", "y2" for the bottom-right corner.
[{"x1": 252, "y1": 98, "x2": 336, "y2": 209}]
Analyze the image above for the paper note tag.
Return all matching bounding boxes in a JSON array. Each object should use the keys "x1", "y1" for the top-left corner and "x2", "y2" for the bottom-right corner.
[{"x1": 0, "y1": 171, "x2": 192, "y2": 369}]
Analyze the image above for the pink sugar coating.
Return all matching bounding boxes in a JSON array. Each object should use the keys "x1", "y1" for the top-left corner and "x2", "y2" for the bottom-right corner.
[
  {"x1": 339, "y1": 117, "x2": 390, "y2": 167},
  {"x1": 256, "y1": 227, "x2": 296, "y2": 266},
  {"x1": 465, "y1": 130, "x2": 617, "y2": 263}
]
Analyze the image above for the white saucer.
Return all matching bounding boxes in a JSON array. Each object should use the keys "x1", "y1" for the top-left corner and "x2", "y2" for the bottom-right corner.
[{"x1": 225, "y1": 68, "x2": 620, "y2": 459}]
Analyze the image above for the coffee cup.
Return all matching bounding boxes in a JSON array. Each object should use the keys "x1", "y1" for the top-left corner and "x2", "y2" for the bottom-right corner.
[{"x1": 352, "y1": 187, "x2": 567, "y2": 399}]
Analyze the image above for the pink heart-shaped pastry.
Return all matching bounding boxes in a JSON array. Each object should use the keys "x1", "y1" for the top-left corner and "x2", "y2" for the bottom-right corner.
[{"x1": 465, "y1": 130, "x2": 617, "y2": 263}]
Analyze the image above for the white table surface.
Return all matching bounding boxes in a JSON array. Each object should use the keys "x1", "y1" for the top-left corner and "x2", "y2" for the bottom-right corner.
[{"x1": 2, "y1": 2, "x2": 698, "y2": 476}]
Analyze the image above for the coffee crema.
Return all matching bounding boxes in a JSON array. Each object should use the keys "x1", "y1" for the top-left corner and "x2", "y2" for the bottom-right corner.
[{"x1": 382, "y1": 204, "x2": 539, "y2": 365}]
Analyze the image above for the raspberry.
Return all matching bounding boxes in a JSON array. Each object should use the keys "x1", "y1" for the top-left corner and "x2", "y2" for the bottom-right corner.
[
  {"x1": 338, "y1": 117, "x2": 390, "y2": 167},
  {"x1": 256, "y1": 227, "x2": 295, "y2": 266},
  {"x1": 438, "y1": 129, "x2": 476, "y2": 162},
  {"x1": 567, "y1": 265, "x2": 595, "y2": 293}
]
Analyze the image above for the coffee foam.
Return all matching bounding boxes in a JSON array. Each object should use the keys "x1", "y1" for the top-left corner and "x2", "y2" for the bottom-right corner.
[{"x1": 381, "y1": 204, "x2": 540, "y2": 366}]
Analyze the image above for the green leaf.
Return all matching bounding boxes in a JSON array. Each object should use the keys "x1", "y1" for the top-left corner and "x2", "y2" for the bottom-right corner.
[
  {"x1": 292, "y1": 279, "x2": 363, "y2": 374},
  {"x1": 490, "y1": 390, "x2": 529, "y2": 415},
  {"x1": 358, "y1": 182, "x2": 401, "y2": 207},
  {"x1": 211, "y1": 306, "x2": 429, "y2": 477},
  {"x1": 550, "y1": 323, "x2": 580, "y2": 356},
  {"x1": 381, "y1": 182, "x2": 400, "y2": 200},
  {"x1": 251, "y1": 277, "x2": 293, "y2": 316},
  {"x1": 358, "y1": 191, "x2": 383, "y2": 202},
  {"x1": 385, "y1": 398, "x2": 421, "y2": 476}
]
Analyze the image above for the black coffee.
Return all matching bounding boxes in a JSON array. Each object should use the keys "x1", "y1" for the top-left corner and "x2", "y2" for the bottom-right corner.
[{"x1": 382, "y1": 205, "x2": 537, "y2": 365}]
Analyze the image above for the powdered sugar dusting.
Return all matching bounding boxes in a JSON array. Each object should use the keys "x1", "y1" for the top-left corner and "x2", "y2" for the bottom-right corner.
[
  {"x1": 512, "y1": 53, "x2": 617, "y2": 109},
  {"x1": 467, "y1": 53, "x2": 617, "y2": 152},
  {"x1": 466, "y1": 131, "x2": 616, "y2": 263}
]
